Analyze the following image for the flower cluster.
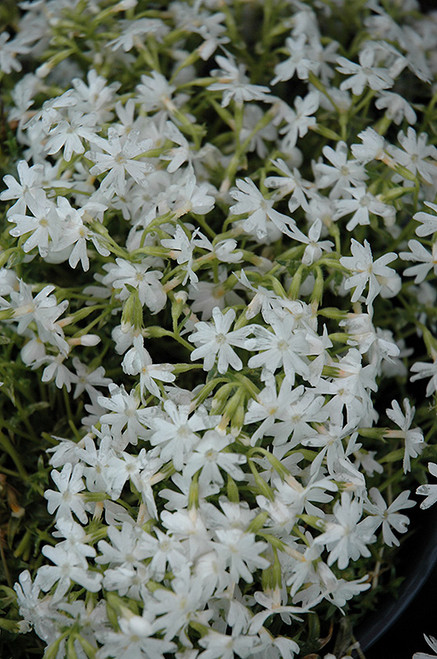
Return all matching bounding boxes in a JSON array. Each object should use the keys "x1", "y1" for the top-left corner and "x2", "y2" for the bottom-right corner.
[{"x1": 0, "y1": 0, "x2": 436, "y2": 657}]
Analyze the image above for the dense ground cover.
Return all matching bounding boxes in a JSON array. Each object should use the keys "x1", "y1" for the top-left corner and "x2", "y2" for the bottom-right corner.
[{"x1": 0, "y1": 1, "x2": 437, "y2": 657}]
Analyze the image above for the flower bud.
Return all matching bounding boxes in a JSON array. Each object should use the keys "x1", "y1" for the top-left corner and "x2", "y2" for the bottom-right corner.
[{"x1": 121, "y1": 286, "x2": 143, "y2": 332}]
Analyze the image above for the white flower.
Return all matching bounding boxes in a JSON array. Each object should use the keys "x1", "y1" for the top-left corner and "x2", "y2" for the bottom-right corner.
[
  {"x1": 8, "y1": 190, "x2": 59, "y2": 257},
  {"x1": 334, "y1": 187, "x2": 392, "y2": 231},
  {"x1": 208, "y1": 54, "x2": 271, "y2": 107},
  {"x1": 45, "y1": 108, "x2": 97, "y2": 161},
  {"x1": 148, "y1": 528, "x2": 187, "y2": 580},
  {"x1": 135, "y1": 71, "x2": 177, "y2": 113},
  {"x1": 336, "y1": 48, "x2": 394, "y2": 96},
  {"x1": 249, "y1": 589, "x2": 303, "y2": 634},
  {"x1": 265, "y1": 158, "x2": 314, "y2": 212},
  {"x1": 72, "y1": 69, "x2": 120, "y2": 122},
  {"x1": 246, "y1": 314, "x2": 310, "y2": 384},
  {"x1": 321, "y1": 571, "x2": 370, "y2": 610},
  {"x1": 240, "y1": 103, "x2": 277, "y2": 158},
  {"x1": 388, "y1": 127, "x2": 437, "y2": 183},
  {"x1": 214, "y1": 528, "x2": 269, "y2": 583},
  {"x1": 108, "y1": 18, "x2": 170, "y2": 52},
  {"x1": 72, "y1": 357, "x2": 111, "y2": 401},
  {"x1": 340, "y1": 238, "x2": 398, "y2": 309},
  {"x1": 41, "y1": 354, "x2": 78, "y2": 392},
  {"x1": 213, "y1": 238, "x2": 243, "y2": 264},
  {"x1": 302, "y1": 420, "x2": 356, "y2": 477},
  {"x1": 314, "y1": 141, "x2": 367, "y2": 198},
  {"x1": 288, "y1": 218, "x2": 333, "y2": 265},
  {"x1": 273, "y1": 473, "x2": 337, "y2": 520},
  {"x1": 170, "y1": 166, "x2": 216, "y2": 217},
  {"x1": 270, "y1": 384, "x2": 329, "y2": 448},
  {"x1": 278, "y1": 91, "x2": 319, "y2": 150},
  {"x1": 413, "y1": 202, "x2": 437, "y2": 237},
  {"x1": 149, "y1": 568, "x2": 211, "y2": 640},
  {"x1": 410, "y1": 349, "x2": 437, "y2": 397},
  {"x1": 229, "y1": 177, "x2": 294, "y2": 241},
  {"x1": 1, "y1": 160, "x2": 45, "y2": 214},
  {"x1": 414, "y1": 635, "x2": 437, "y2": 659},
  {"x1": 147, "y1": 399, "x2": 212, "y2": 470},
  {"x1": 416, "y1": 463, "x2": 437, "y2": 510},
  {"x1": 198, "y1": 629, "x2": 261, "y2": 659},
  {"x1": 5, "y1": 280, "x2": 70, "y2": 351},
  {"x1": 272, "y1": 34, "x2": 315, "y2": 84},
  {"x1": 400, "y1": 240, "x2": 437, "y2": 284},
  {"x1": 44, "y1": 463, "x2": 88, "y2": 524},
  {"x1": 121, "y1": 335, "x2": 175, "y2": 399},
  {"x1": 183, "y1": 429, "x2": 246, "y2": 486},
  {"x1": 364, "y1": 488, "x2": 415, "y2": 547},
  {"x1": 105, "y1": 449, "x2": 163, "y2": 512},
  {"x1": 52, "y1": 518, "x2": 96, "y2": 564},
  {"x1": 14, "y1": 570, "x2": 54, "y2": 640},
  {"x1": 96, "y1": 522, "x2": 156, "y2": 567},
  {"x1": 37, "y1": 544, "x2": 102, "y2": 600},
  {"x1": 244, "y1": 376, "x2": 293, "y2": 445},
  {"x1": 375, "y1": 91, "x2": 417, "y2": 124},
  {"x1": 188, "y1": 306, "x2": 253, "y2": 374},
  {"x1": 385, "y1": 398, "x2": 424, "y2": 473},
  {"x1": 96, "y1": 611, "x2": 176, "y2": 659},
  {"x1": 159, "y1": 472, "x2": 219, "y2": 512},
  {"x1": 54, "y1": 197, "x2": 109, "y2": 271},
  {"x1": 188, "y1": 274, "x2": 243, "y2": 320},
  {"x1": 97, "y1": 383, "x2": 151, "y2": 450},
  {"x1": 77, "y1": 434, "x2": 115, "y2": 494},
  {"x1": 161, "y1": 224, "x2": 201, "y2": 286},
  {"x1": 86, "y1": 127, "x2": 152, "y2": 195},
  {"x1": 102, "y1": 257, "x2": 167, "y2": 312},
  {"x1": 314, "y1": 492, "x2": 375, "y2": 569},
  {"x1": 351, "y1": 127, "x2": 386, "y2": 163}
]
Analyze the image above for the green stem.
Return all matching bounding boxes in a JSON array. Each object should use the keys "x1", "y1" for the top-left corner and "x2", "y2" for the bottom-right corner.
[{"x1": 0, "y1": 431, "x2": 27, "y2": 480}]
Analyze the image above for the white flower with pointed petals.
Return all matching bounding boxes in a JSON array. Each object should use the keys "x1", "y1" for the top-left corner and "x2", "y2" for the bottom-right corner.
[
  {"x1": 246, "y1": 314, "x2": 310, "y2": 383},
  {"x1": 183, "y1": 429, "x2": 246, "y2": 486},
  {"x1": 229, "y1": 177, "x2": 294, "y2": 241},
  {"x1": 97, "y1": 383, "x2": 151, "y2": 450},
  {"x1": 388, "y1": 127, "x2": 437, "y2": 183},
  {"x1": 86, "y1": 127, "x2": 152, "y2": 195},
  {"x1": 102, "y1": 257, "x2": 166, "y2": 313},
  {"x1": 340, "y1": 238, "x2": 398, "y2": 309},
  {"x1": 314, "y1": 141, "x2": 367, "y2": 198},
  {"x1": 148, "y1": 399, "x2": 212, "y2": 470},
  {"x1": 314, "y1": 492, "x2": 375, "y2": 569},
  {"x1": 188, "y1": 306, "x2": 253, "y2": 374},
  {"x1": 416, "y1": 463, "x2": 437, "y2": 510},
  {"x1": 1, "y1": 160, "x2": 45, "y2": 214},
  {"x1": 44, "y1": 463, "x2": 88, "y2": 524},
  {"x1": 364, "y1": 488, "x2": 415, "y2": 546},
  {"x1": 208, "y1": 54, "x2": 270, "y2": 107},
  {"x1": 336, "y1": 48, "x2": 394, "y2": 95},
  {"x1": 288, "y1": 218, "x2": 333, "y2": 265},
  {"x1": 413, "y1": 635, "x2": 437, "y2": 659},
  {"x1": 37, "y1": 544, "x2": 102, "y2": 600},
  {"x1": 214, "y1": 528, "x2": 269, "y2": 583},
  {"x1": 414, "y1": 202, "x2": 437, "y2": 237},
  {"x1": 410, "y1": 348, "x2": 437, "y2": 397},
  {"x1": 400, "y1": 240, "x2": 437, "y2": 284},
  {"x1": 385, "y1": 398, "x2": 424, "y2": 472},
  {"x1": 122, "y1": 335, "x2": 175, "y2": 399},
  {"x1": 96, "y1": 611, "x2": 176, "y2": 659},
  {"x1": 8, "y1": 190, "x2": 59, "y2": 257}
]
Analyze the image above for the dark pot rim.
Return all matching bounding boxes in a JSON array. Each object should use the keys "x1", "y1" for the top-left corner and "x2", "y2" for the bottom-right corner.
[{"x1": 354, "y1": 504, "x2": 437, "y2": 654}]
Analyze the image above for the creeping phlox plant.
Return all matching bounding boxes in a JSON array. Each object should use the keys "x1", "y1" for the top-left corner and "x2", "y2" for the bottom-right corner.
[{"x1": 0, "y1": 0, "x2": 437, "y2": 657}]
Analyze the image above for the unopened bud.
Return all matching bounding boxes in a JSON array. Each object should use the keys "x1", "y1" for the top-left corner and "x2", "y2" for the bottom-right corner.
[
  {"x1": 68, "y1": 334, "x2": 100, "y2": 347},
  {"x1": 121, "y1": 287, "x2": 143, "y2": 331}
]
